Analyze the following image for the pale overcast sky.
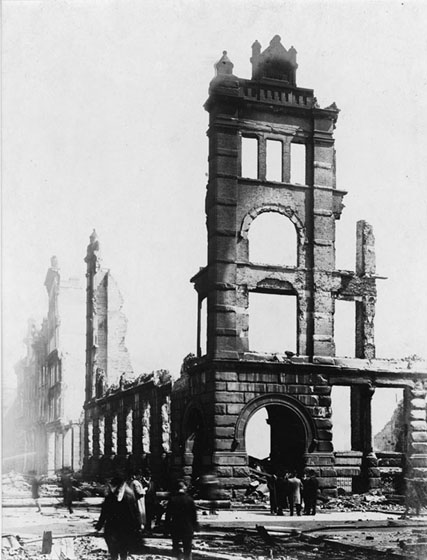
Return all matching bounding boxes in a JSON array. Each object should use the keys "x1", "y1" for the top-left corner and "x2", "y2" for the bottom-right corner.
[{"x1": 3, "y1": 0, "x2": 427, "y2": 394}]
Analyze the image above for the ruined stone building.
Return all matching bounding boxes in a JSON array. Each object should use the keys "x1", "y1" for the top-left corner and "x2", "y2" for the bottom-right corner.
[
  {"x1": 83, "y1": 231, "x2": 172, "y2": 480},
  {"x1": 171, "y1": 36, "x2": 427, "y2": 497},
  {"x1": 11, "y1": 258, "x2": 86, "y2": 474},
  {"x1": 10, "y1": 38, "x2": 427, "y2": 497}
]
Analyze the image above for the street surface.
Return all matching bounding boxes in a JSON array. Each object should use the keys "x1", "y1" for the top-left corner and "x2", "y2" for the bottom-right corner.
[{"x1": 2, "y1": 499, "x2": 427, "y2": 560}]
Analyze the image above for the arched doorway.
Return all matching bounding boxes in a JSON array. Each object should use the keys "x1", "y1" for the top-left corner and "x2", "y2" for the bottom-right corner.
[{"x1": 238, "y1": 394, "x2": 315, "y2": 476}]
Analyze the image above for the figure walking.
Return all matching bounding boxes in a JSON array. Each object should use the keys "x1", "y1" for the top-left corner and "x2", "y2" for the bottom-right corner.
[
  {"x1": 95, "y1": 475, "x2": 143, "y2": 560},
  {"x1": 165, "y1": 480, "x2": 198, "y2": 560},
  {"x1": 60, "y1": 468, "x2": 74, "y2": 514},
  {"x1": 29, "y1": 470, "x2": 43, "y2": 513}
]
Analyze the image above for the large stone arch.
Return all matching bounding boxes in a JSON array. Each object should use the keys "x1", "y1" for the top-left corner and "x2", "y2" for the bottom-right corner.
[
  {"x1": 234, "y1": 393, "x2": 317, "y2": 454},
  {"x1": 240, "y1": 204, "x2": 306, "y2": 267},
  {"x1": 240, "y1": 204, "x2": 305, "y2": 244}
]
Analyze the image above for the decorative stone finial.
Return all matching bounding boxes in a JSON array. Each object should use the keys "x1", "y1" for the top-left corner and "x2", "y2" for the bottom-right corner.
[
  {"x1": 90, "y1": 229, "x2": 98, "y2": 244},
  {"x1": 251, "y1": 35, "x2": 298, "y2": 85},
  {"x1": 215, "y1": 51, "x2": 234, "y2": 76}
]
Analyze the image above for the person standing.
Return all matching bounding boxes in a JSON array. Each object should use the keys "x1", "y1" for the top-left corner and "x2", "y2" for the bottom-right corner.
[
  {"x1": 29, "y1": 471, "x2": 43, "y2": 513},
  {"x1": 303, "y1": 471, "x2": 319, "y2": 515},
  {"x1": 275, "y1": 472, "x2": 289, "y2": 516},
  {"x1": 142, "y1": 470, "x2": 158, "y2": 532},
  {"x1": 95, "y1": 475, "x2": 143, "y2": 560},
  {"x1": 267, "y1": 473, "x2": 278, "y2": 515},
  {"x1": 129, "y1": 473, "x2": 146, "y2": 530},
  {"x1": 165, "y1": 480, "x2": 198, "y2": 560},
  {"x1": 287, "y1": 472, "x2": 303, "y2": 516}
]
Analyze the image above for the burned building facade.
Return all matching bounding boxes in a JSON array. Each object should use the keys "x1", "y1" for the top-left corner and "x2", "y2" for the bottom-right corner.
[
  {"x1": 171, "y1": 37, "x2": 427, "y2": 497},
  {"x1": 11, "y1": 258, "x2": 86, "y2": 475},
  {"x1": 83, "y1": 231, "x2": 172, "y2": 479}
]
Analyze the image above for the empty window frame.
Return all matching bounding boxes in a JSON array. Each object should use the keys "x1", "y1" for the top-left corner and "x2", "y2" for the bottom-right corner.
[
  {"x1": 334, "y1": 299, "x2": 355, "y2": 357},
  {"x1": 290, "y1": 142, "x2": 306, "y2": 184},
  {"x1": 248, "y1": 292, "x2": 297, "y2": 354},
  {"x1": 372, "y1": 388, "x2": 405, "y2": 452},
  {"x1": 266, "y1": 139, "x2": 282, "y2": 182},
  {"x1": 197, "y1": 297, "x2": 207, "y2": 357},
  {"x1": 331, "y1": 386, "x2": 351, "y2": 451},
  {"x1": 248, "y1": 211, "x2": 297, "y2": 266},
  {"x1": 241, "y1": 136, "x2": 258, "y2": 179}
]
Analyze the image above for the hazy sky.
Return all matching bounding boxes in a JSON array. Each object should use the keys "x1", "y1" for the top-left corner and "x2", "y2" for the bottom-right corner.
[{"x1": 3, "y1": 0, "x2": 427, "y2": 391}]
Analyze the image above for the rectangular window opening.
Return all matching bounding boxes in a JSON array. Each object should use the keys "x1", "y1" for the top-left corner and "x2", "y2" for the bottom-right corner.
[
  {"x1": 199, "y1": 298, "x2": 207, "y2": 356},
  {"x1": 266, "y1": 139, "x2": 282, "y2": 182},
  {"x1": 290, "y1": 142, "x2": 306, "y2": 185},
  {"x1": 248, "y1": 292, "x2": 296, "y2": 354},
  {"x1": 372, "y1": 388, "x2": 405, "y2": 453},
  {"x1": 241, "y1": 136, "x2": 258, "y2": 179},
  {"x1": 334, "y1": 299, "x2": 355, "y2": 358},
  {"x1": 332, "y1": 386, "x2": 351, "y2": 451}
]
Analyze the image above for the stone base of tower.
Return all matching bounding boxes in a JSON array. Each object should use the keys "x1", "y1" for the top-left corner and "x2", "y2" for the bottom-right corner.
[{"x1": 171, "y1": 357, "x2": 339, "y2": 498}]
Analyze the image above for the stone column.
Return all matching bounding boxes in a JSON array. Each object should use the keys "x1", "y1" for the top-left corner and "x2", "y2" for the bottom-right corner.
[
  {"x1": 355, "y1": 220, "x2": 376, "y2": 359},
  {"x1": 406, "y1": 380, "x2": 427, "y2": 479},
  {"x1": 111, "y1": 415, "x2": 118, "y2": 455},
  {"x1": 351, "y1": 384, "x2": 380, "y2": 491},
  {"x1": 282, "y1": 138, "x2": 291, "y2": 183},
  {"x1": 125, "y1": 410, "x2": 133, "y2": 455},
  {"x1": 258, "y1": 136, "x2": 266, "y2": 180}
]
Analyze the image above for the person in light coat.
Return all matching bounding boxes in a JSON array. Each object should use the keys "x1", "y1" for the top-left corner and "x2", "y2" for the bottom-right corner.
[{"x1": 287, "y1": 472, "x2": 303, "y2": 516}]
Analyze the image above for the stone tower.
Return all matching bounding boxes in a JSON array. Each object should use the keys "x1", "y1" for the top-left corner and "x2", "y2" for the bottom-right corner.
[{"x1": 171, "y1": 36, "x2": 380, "y2": 497}]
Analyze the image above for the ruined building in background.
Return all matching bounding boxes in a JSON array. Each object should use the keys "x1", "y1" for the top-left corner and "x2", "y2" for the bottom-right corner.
[
  {"x1": 83, "y1": 231, "x2": 172, "y2": 479},
  {"x1": 171, "y1": 36, "x2": 427, "y2": 497},
  {"x1": 11, "y1": 258, "x2": 86, "y2": 475}
]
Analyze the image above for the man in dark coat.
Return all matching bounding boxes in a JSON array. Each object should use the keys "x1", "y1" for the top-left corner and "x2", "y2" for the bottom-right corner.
[
  {"x1": 95, "y1": 476, "x2": 143, "y2": 560},
  {"x1": 303, "y1": 471, "x2": 319, "y2": 515},
  {"x1": 165, "y1": 480, "x2": 198, "y2": 560}
]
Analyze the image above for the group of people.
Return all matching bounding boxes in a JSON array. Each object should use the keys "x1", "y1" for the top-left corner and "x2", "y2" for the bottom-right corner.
[
  {"x1": 95, "y1": 472, "x2": 198, "y2": 560},
  {"x1": 267, "y1": 470, "x2": 319, "y2": 516}
]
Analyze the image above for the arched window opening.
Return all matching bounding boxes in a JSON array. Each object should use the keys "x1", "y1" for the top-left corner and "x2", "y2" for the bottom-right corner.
[
  {"x1": 241, "y1": 136, "x2": 258, "y2": 179},
  {"x1": 248, "y1": 292, "x2": 297, "y2": 354},
  {"x1": 248, "y1": 212, "x2": 297, "y2": 266},
  {"x1": 290, "y1": 142, "x2": 306, "y2": 185},
  {"x1": 331, "y1": 386, "x2": 351, "y2": 451},
  {"x1": 334, "y1": 299, "x2": 355, "y2": 357},
  {"x1": 266, "y1": 139, "x2": 282, "y2": 182}
]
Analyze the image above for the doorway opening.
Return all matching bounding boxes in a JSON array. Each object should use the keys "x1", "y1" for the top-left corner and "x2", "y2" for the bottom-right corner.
[
  {"x1": 245, "y1": 403, "x2": 307, "y2": 475},
  {"x1": 184, "y1": 407, "x2": 205, "y2": 482}
]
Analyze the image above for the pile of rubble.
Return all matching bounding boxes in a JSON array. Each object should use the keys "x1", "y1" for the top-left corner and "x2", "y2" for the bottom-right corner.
[
  {"x1": 2, "y1": 471, "x2": 61, "y2": 499},
  {"x1": 2, "y1": 472, "x2": 31, "y2": 497},
  {"x1": 323, "y1": 490, "x2": 404, "y2": 514}
]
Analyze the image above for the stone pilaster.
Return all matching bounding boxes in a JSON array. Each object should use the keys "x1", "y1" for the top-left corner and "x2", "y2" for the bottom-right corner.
[{"x1": 406, "y1": 380, "x2": 427, "y2": 478}]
